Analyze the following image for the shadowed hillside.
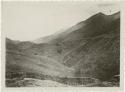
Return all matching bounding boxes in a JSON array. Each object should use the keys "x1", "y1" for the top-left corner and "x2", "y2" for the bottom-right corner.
[{"x1": 6, "y1": 12, "x2": 120, "y2": 87}]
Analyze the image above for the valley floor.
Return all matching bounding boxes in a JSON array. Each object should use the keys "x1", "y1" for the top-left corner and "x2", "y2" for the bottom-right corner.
[{"x1": 6, "y1": 77, "x2": 119, "y2": 87}]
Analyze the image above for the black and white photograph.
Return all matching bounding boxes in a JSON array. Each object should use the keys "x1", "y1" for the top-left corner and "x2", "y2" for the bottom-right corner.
[{"x1": 1, "y1": 1, "x2": 122, "y2": 88}]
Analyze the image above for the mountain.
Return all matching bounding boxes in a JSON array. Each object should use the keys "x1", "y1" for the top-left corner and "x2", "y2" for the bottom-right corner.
[
  {"x1": 6, "y1": 12, "x2": 120, "y2": 84},
  {"x1": 6, "y1": 38, "x2": 75, "y2": 78}
]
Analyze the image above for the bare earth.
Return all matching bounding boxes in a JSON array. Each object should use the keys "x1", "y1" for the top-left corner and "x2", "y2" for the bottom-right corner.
[{"x1": 16, "y1": 78, "x2": 69, "y2": 87}]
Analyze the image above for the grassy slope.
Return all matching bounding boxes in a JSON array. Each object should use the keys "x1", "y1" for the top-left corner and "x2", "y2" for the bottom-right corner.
[{"x1": 6, "y1": 12, "x2": 120, "y2": 82}]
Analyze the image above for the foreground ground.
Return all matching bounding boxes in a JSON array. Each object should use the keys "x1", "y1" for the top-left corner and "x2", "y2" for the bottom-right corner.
[{"x1": 6, "y1": 77, "x2": 119, "y2": 87}]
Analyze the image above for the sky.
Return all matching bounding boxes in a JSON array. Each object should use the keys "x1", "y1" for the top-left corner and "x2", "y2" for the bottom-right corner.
[{"x1": 2, "y1": 2, "x2": 120, "y2": 41}]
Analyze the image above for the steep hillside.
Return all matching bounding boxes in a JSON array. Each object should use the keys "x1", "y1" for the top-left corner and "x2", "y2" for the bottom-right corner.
[
  {"x1": 6, "y1": 38, "x2": 74, "y2": 78},
  {"x1": 61, "y1": 12, "x2": 120, "y2": 80},
  {"x1": 6, "y1": 12, "x2": 120, "y2": 84},
  {"x1": 33, "y1": 12, "x2": 120, "y2": 80}
]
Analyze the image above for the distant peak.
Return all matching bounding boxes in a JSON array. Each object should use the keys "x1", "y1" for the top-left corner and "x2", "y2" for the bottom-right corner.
[
  {"x1": 102, "y1": 11, "x2": 120, "y2": 16},
  {"x1": 95, "y1": 11, "x2": 120, "y2": 16},
  {"x1": 110, "y1": 11, "x2": 120, "y2": 19},
  {"x1": 88, "y1": 12, "x2": 106, "y2": 22},
  {"x1": 94, "y1": 12, "x2": 107, "y2": 18},
  {"x1": 97, "y1": 12, "x2": 105, "y2": 15},
  {"x1": 6, "y1": 37, "x2": 11, "y2": 41},
  {"x1": 112, "y1": 11, "x2": 120, "y2": 16}
]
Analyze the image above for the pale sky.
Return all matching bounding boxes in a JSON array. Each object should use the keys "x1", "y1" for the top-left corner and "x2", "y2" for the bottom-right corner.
[{"x1": 2, "y1": 2, "x2": 120, "y2": 41}]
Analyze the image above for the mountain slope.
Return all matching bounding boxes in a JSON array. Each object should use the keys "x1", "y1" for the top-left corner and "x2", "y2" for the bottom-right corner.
[
  {"x1": 6, "y1": 12, "x2": 120, "y2": 82},
  {"x1": 6, "y1": 38, "x2": 74, "y2": 78}
]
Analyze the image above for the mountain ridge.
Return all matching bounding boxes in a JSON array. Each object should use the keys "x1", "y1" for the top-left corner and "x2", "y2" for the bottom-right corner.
[{"x1": 6, "y1": 12, "x2": 120, "y2": 82}]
